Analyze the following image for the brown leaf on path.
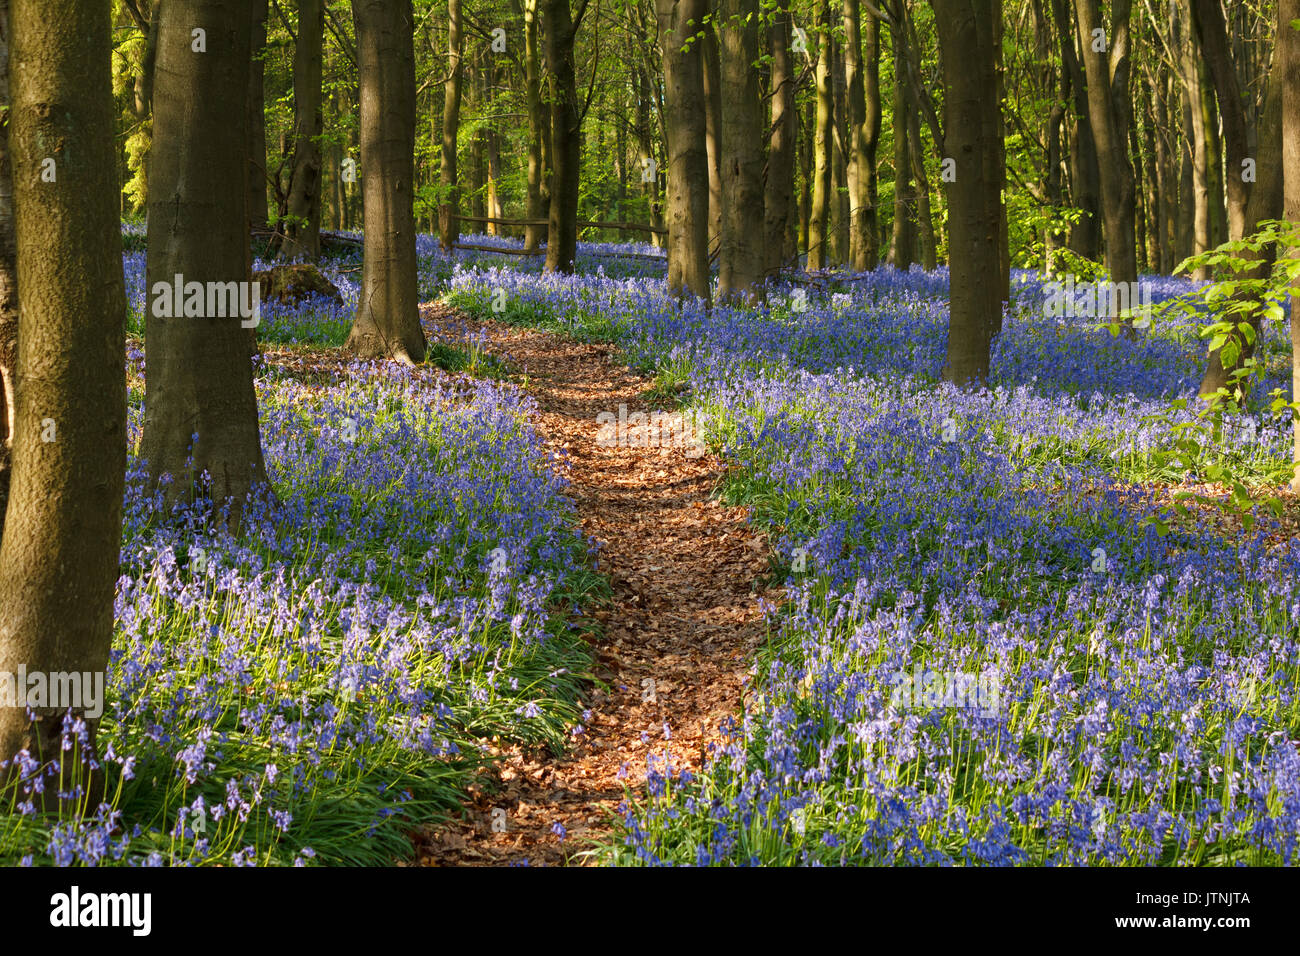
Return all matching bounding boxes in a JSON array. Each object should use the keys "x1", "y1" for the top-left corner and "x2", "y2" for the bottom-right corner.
[{"x1": 413, "y1": 302, "x2": 777, "y2": 867}]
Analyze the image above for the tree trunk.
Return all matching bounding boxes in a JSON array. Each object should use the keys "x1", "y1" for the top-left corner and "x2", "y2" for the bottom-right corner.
[
  {"x1": 1049, "y1": 0, "x2": 1099, "y2": 260},
  {"x1": 248, "y1": 0, "x2": 269, "y2": 231},
  {"x1": 347, "y1": 0, "x2": 425, "y2": 361},
  {"x1": 282, "y1": 0, "x2": 324, "y2": 260},
  {"x1": 764, "y1": 1, "x2": 797, "y2": 277},
  {"x1": 1284, "y1": 0, "x2": 1300, "y2": 489},
  {"x1": 657, "y1": 0, "x2": 711, "y2": 301},
  {"x1": 701, "y1": 18, "x2": 723, "y2": 254},
  {"x1": 799, "y1": 91, "x2": 812, "y2": 253},
  {"x1": 522, "y1": 0, "x2": 547, "y2": 252},
  {"x1": 544, "y1": 0, "x2": 581, "y2": 273},
  {"x1": 909, "y1": 104, "x2": 936, "y2": 270},
  {"x1": 831, "y1": 41, "x2": 849, "y2": 265},
  {"x1": 807, "y1": 2, "x2": 833, "y2": 271},
  {"x1": 1198, "y1": 3, "x2": 1284, "y2": 396},
  {"x1": 438, "y1": 0, "x2": 463, "y2": 253},
  {"x1": 0, "y1": 0, "x2": 14, "y2": 518},
  {"x1": 1191, "y1": 0, "x2": 1248, "y2": 242},
  {"x1": 889, "y1": 22, "x2": 915, "y2": 269},
  {"x1": 844, "y1": 0, "x2": 879, "y2": 271},
  {"x1": 1075, "y1": 0, "x2": 1136, "y2": 315},
  {"x1": 718, "y1": 0, "x2": 765, "y2": 300},
  {"x1": 0, "y1": 0, "x2": 127, "y2": 790},
  {"x1": 933, "y1": 0, "x2": 1003, "y2": 385},
  {"x1": 143, "y1": 0, "x2": 269, "y2": 518}
]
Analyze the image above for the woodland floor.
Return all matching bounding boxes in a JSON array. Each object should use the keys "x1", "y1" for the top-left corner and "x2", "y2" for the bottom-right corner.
[{"x1": 411, "y1": 304, "x2": 779, "y2": 866}]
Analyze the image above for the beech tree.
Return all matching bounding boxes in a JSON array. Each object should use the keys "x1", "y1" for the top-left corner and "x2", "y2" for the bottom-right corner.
[
  {"x1": 717, "y1": 0, "x2": 765, "y2": 300},
  {"x1": 807, "y1": 1, "x2": 834, "y2": 272},
  {"x1": 0, "y1": 0, "x2": 127, "y2": 791},
  {"x1": 543, "y1": 0, "x2": 586, "y2": 273},
  {"x1": 347, "y1": 0, "x2": 426, "y2": 361},
  {"x1": 657, "y1": 0, "x2": 711, "y2": 301},
  {"x1": 0, "y1": 1, "x2": 14, "y2": 515},
  {"x1": 764, "y1": 1, "x2": 798, "y2": 277},
  {"x1": 141, "y1": 0, "x2": 270, "y2": 518},
  {"x1": 1075, "y1": 0, "x2": 1137, "y2": 319},
  {"x1": 1193, "y1": 0, "x2": 1282, "y2": 396},
  {"x1": 932, "y1": 0, "x2": 1005, "y2": 385},
  {"x1": 281, "y1": 0, "x2": 325, "y2": 260},
  {"x1": 844, "y1": 0, "x2": 880, "y2": 271},
  {"x1": 1286, "y1": 0, "x2": 1300, "y2": 490},
  {"x1": 438, "y1": 0, "x2": 463, "y2": 254}
]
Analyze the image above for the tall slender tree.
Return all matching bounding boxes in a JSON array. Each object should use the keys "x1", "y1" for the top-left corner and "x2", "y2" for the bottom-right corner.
[
  {"x1": 657, "y1": 0, "x2": 711, "y2": 301},
  {"x1": 932, "y1": 0, "x2": 1005, "y2": 385},
  {"x1": 438, "y1": 0, "x2": 463, "y2": 254},
  {"x1": 282, "y1": 0, "x2": 325, "y2": 259},
  {"x1": 348, "y1": 0, "x2": 426, "y2": 361},
  {"x1": 717, "y1": 0, "x2": 764, "y2": 300},
  {"x1": 544, "y1": 0, "x2": 585, "y2": 273},
  {"x1": 1285, "y1": 0, "x2": 1300, "y2": 490},
  {"x1": 764, "y1": 0, "x2": 798, "y2": 278},
  {"x1": 248, "y1": 0, "x2": 269, "y2": 231},
  {"x1": 807, "y1": 0, "x2": 834, "y2": 271},
  {"x1": 843, "y1": 0, "x2": 879, "y2": 271},
  {"x1": 0, "y1": 0, "x2": 14, "y2": 514},
  {"x1": 0, "y1": 0, "x2": 127, "y2": 791},
  {"x1": 141, "y1": 0, "x2": 270, "y2": 517}
]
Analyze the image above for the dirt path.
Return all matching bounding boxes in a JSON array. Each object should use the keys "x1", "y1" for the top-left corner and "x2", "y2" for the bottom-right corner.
[{"x1": 415, "y1": 304, "x2": 776, "y2": 866}]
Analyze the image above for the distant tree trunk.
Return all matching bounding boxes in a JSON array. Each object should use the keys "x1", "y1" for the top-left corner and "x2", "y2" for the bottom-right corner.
[
  {"x1": 909, "y1": 105, "x2": 936, "y2": 270},
  {"x1": 889, "y1": 22, "x2": 915, "y2": 269},
  {"x1": 347, "y1": 0, "x2": 425, "y2": 361},
  {"x1": 282, "y1": 0, "x2": 324, "y2": 260},
  {"x1": 718, "y1": 0, "x2": 765, "y2": 300},
  {"x1": 1049, "y1": 0, "x2": 1099, "y2": 259},
  {"x1": 701, "y1": 20, "x2": 723, "y2": 253},
  {"x1": 807, "y1": 2, "x2": 833, "y2": 271},
  {"x1": 0, "y1": 0, "x2": 127, "y2": 787},
  {"x1": 248, "y1": 0, "x2": 269, "y2": 231},
  {"x1": 329, "y1": 90, "x2": 343, "y2": 229},
  {"x1": 1174, "y1": 1, "x2": 1211, "y2": 277},
  {"x1": 486, "y1": 129, "x2": 503, "y2": 231},
  {"x1": 764, "y1": 1, "x2": 797, "y2": 277},
  {"x1": 634, "y1": 63, "x2": 662, "y2": 246},
  {"x1": 1198, "y1": 2, "x2": 1283, "y2": 396},
  {"x1": 657, "y1": 0, "x2": 711, "y2": 300},
  {"x1": 544, "y1": 0, "x2": 581, "y2": 273},
  {"x1": 1191, "y1": 0, "x2": 1248, "y2": 243},
  {"x1": 831, "y1": 41, "x2": 849, "y2": 265},
  {"x1": 522, "y1": 0, "x2": 547, "y2": 252},
  {"x1": 438, "y1": 0, "x2": 463, "y2": 253},
  {"x1": 468, "y1": 62, "x2": 486, "y2": 222},
  {"x1": 0, "y1": 0, "x2": 14, "y2": 516},
  {"x1": 1155, "y1": 72, "x2": 1178, "y2": 271},
  {"x1": 143, "y1": 0, "x2": 269, "y2": 518},
  {"x1": 795, "y1": 89, "x2": 806, "y2": 251},
  {"x1": 933, "y1": 0, "x2": 1004, "y2": 385},
  {"x1": 1284, "y1": 0, "x2": 1300, "y2": 489},
  {"x1": 844, "y1": 0, "x2": 879, "y2": 271},
  {"x1": 1075, "y1": 0, "x2": 1136, "y2": 316}
]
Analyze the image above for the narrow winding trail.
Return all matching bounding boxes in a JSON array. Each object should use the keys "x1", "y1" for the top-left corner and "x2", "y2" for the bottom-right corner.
[{"x1": 416, "y1": 305, "x2": 778, "y2": 866}]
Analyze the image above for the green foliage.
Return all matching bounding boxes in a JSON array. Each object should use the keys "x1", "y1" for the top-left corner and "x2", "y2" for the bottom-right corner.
[{"x1": 1109, "y1": 221, "x2": 1300, "y2": 533}]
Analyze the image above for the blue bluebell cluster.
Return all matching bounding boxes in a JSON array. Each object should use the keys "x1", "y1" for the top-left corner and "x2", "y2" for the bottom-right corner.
[
  {"x1": 447, "y1": 260, "x2": 1300, "y2": 866},
  {"x1": 2, "y1": 290, "x2": 596, "y2": 865}
]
